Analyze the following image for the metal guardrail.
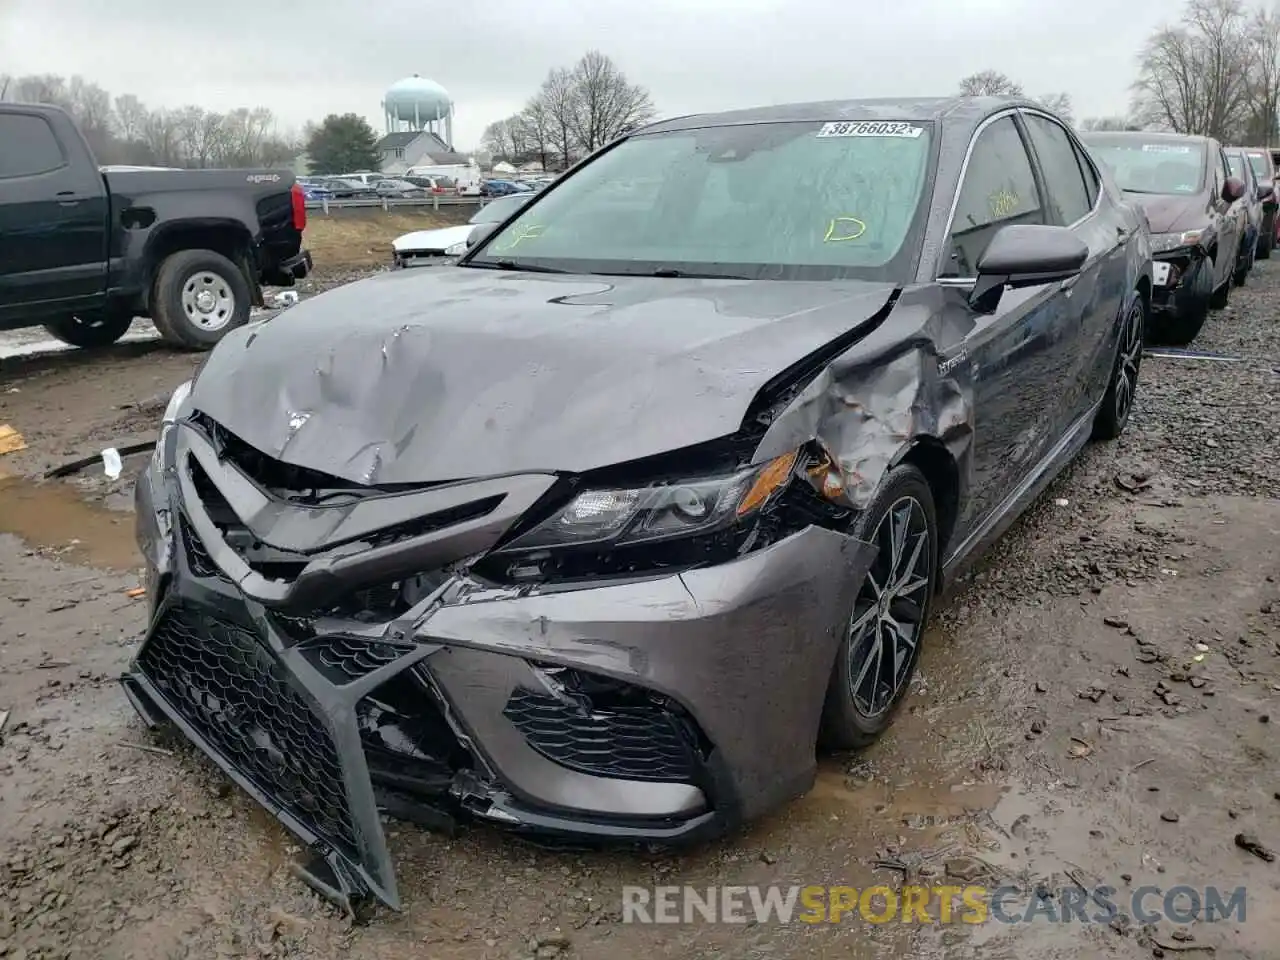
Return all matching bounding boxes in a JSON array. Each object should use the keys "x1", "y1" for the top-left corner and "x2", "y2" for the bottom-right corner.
[{"x1": 304, "y1": 195, "x2": 494, "y2": 212}]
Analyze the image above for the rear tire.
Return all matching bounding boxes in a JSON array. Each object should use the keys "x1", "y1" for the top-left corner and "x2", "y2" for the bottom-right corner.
[
  {"x1": 820, "y1": 464, "x2": 938, "y2": 750},
  {"x1": 43, "y1": 310, "x2": 133, "y2": 349},
  {"x1": 151, "y1": 249, "x2": 251, "y2": 350},
  {"x1": 1258, "y1": 220, "x2": 1274, "y2": 259}
]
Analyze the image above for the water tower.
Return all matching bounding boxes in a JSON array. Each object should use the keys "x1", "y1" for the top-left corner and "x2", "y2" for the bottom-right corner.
[{"x1": 382, "y1": 75, "x2": 454, "y2": 148}]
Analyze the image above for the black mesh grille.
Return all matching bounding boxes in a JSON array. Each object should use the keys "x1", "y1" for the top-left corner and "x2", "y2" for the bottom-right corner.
[
  {"x1": 503, "y1": 688, "x2": 699, "y2": 783},
  {"x1": 300, "y1": 637, "x2": 415, "y2": 683},
  {"x1": 136, "y1": 607, "x2": 359, "y2": 856},
  {"x1": 179, "y1": 515, "x2": 224, "y2": 581}
]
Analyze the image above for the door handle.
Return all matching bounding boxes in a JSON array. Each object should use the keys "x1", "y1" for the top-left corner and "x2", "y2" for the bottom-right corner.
[
  {"x1": 1116, "y1": 226, "x2": 1130, "y2": 241},
  {"x1": 56, "y1": 190, "x2": 80, "y2": 207},
  {"x1": 1060, "y1": 275, "x2": 1080, "y2": 293}
]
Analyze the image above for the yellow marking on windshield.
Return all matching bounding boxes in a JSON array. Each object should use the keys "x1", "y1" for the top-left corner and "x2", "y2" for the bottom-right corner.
[
  {"x1": 823, "y1": 217, "x2": 867, "y2": 242},
  {"x1": 988, "y1": 189, "x2": 1020, "y2": 218},
  {"x1": 495, "y1": 223, "x2": 546, "y2": 251}
]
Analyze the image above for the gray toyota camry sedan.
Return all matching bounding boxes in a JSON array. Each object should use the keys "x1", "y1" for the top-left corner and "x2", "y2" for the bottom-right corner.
[{"x1": 125, "y1": 95, "x2": 1151, "y2": 912}]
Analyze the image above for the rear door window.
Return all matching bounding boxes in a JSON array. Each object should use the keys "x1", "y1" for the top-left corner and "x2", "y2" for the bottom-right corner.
[
  {"x1": 1023, "y1": 114, "x2": 1093, "y2": 225},
  {"x1": 0, "y1": 114, "x2": 66, "y2": 178}
]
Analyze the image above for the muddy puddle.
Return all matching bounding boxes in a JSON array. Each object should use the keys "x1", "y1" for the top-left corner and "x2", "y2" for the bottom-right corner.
[{"x1": 0, "y1": 474, "x2": 139, "y2": 571}]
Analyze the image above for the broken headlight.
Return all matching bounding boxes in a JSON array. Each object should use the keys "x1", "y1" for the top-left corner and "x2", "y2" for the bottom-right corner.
[
  {"x1": 504, "y1": 451, "x2": 799, "y2": 551},
  {"x1": 1149, "y1": 230, "x2": 1203, "y2": 254},
  {"x1": 151, "y1": 379, "x2": 192, "y2": 471}
]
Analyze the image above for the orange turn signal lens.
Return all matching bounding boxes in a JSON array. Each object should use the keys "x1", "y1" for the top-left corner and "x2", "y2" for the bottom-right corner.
[{"x1": 736, "y1": 451, "x2": 799, "y2": 516}]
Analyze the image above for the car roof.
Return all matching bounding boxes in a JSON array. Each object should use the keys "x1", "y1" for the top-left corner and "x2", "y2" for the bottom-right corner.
[{"x1": 638, "y1": 96, "x2": 1041, "y2": 135}]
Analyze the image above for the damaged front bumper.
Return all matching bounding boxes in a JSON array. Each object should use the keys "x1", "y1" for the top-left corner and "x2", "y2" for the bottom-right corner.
[
  {"x1": 125, "y1": 423, "x2": 875, "y2": 912},
  {"x1": 1149, "y1": 249, "x2": 1205, "y2": 314}
]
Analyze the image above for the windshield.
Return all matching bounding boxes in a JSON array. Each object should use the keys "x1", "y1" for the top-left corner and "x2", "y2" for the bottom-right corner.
[
  {"x1": 470, "y1": 194, "x2": 530, "y2": 224},
  {"x1": 1246, "y1": 151, "x2": 1271, "y2": 180},
  {"x1": 1227, "y1": 154, "x2": 1246, "y2": 181},
  {"x1": 1082, "y1": 136, "x2": 1205, "y2": 195},
  {"x1": 468, "y1": 120, "x2": 934, "y2": 281}
]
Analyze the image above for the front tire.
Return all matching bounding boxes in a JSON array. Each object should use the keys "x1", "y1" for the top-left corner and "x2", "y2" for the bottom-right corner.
[
  {"x1": 820, "y1": 465, "x2": 938, "y2": 750},
  {"x1": 1258, "y1": 217, "x2": 1274, "y2": 259},
  {"x1": 43, "y1": 310, "x2": 133, "y2": 349},
  {"x1": 1157, "y1": 256, "x2": 1211, "y2": 345},
  {"x1": 151, "y1": 249, "x2": 251, "y2": 350},
  {"x1": 1092, "y1": 292, "x2": 1144, "y2": 442}
]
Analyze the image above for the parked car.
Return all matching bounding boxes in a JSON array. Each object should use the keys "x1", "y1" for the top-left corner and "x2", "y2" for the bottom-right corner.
[
  {"x1": 400, "y1": 175, "x2": 455, "y2": 194},
  {"x1": 373, "y1": 178, "x2": 425, "y2": 199},
  {"x1": 481, "y1": 178, "x2": 530, "y2": 196},
  {"x1": 127, "y1": 96, "x2": 1149, "y2": 912},
  {"x1": 1082, "y1": 131, "x2": 1247, "y2": 344},
  {"x1": 321, "y1": 178, "x2": 376, "y2": 199},
  {"x1": 0, "y1": 103, "x2": 310, "y2": 349},
  {"x1": 392, "y1": 193, "x2": 533, "y2": 265},
  {"x1": 297, "y1": 180, "x2": 333, "y2": 201},
  {"x1": 1225, "y1": 148, "x2": 1262, "y2": 284},
  {"x1": 1234, "y1": 147, "x2": 1279, "y2": 258}
]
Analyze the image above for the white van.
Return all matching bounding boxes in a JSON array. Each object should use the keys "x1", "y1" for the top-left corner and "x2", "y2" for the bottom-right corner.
[{"x1": 406, "y1": 162, "x2": 483, "y2": 196}]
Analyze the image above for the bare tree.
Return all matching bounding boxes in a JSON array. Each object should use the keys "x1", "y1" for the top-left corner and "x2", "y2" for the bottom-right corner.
[
  {"x1": 481, "y1": 117, "x2": 517, "y2": 162},
  {"x1": 1036, "y1": 92, "x2": 1075, "y2": 122},
  {"x1": 1244, "y1": 4, "x2": 1280, "y2": 144},
  {"x1": 958, "y1": 70, "x2": 1024, "y2": 97},
  {"x1": 113, "y1": 93, "x2": 148, "y2": 142},
  {"x1": 1080, "y1": 116, "x2": 1136, "y2": 131},
  {"x1": 1132, "y1": 0, "x2": 1252, "y2": 140},
  {"x1": 533, "y1": 68, "x2": 579, "y2": 171},
  {"x1": 142, "y1": 109, "x2": 181, "y2": 166},
  {"x1": 520, "y1": 98, "x2": 553, "y2": 170},
  {"x1": 565, "y1": 50, "x2": 655, "y2": 153},
  {"x1": 11, "y1": 73, "x2": 68, "y2": 106}
]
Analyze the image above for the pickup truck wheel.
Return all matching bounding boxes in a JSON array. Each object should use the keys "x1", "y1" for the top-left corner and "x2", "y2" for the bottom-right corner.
[
  {"x1": 43, "y1": 310, "x2": 133, "y2": 349},
  {"x1": 152, "y1": 249, "x2": 250, "y2": 349}
]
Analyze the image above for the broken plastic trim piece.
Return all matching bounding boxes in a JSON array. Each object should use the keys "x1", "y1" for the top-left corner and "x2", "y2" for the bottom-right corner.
[{"x1": 44, "y1": 440, "x2": 156, "y2": 479}]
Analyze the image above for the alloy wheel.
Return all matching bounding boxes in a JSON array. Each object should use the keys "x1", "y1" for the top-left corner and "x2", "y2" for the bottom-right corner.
[
  {"x1": 846, "y1": 495, "x2": 931, "y2": 718},
  {"x1": 1115, "y1": 298, "x2": 1144, "y2": 425}
]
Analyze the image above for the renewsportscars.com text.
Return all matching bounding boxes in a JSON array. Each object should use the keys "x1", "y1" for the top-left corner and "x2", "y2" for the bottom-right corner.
[{"x1": 621, "y1": 884, "x2": 1247, "y2": 925}]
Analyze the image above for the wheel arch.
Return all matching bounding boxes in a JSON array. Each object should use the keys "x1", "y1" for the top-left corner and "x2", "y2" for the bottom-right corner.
[
  {"x1": 895, "y1": 436, "x2": 960, "y2": 587},
  {"x1": 141, "y1": 221, "x2": 256, "y2": 311}
]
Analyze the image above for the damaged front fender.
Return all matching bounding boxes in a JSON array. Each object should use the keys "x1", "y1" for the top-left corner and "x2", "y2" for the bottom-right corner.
[{"x1": 753, "y1": 285, "x2": 975, "y2": 511}]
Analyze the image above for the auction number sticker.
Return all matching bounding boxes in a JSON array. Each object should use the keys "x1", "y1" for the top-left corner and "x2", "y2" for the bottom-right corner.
[
  {"x1": 1142, "y1": 143, "x2": 1193, "y2": 153},
  {"x1": 817, "y1": 121, "x2": 923, "y2": 139}
]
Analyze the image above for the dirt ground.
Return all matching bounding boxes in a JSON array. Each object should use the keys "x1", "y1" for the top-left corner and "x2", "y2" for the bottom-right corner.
[
  {"x1": 304, "y1": 208, "x2": 473, "y2": 269},
  {"x1": 2, "y1": 254, "x2": 1279, "y2": 960}
]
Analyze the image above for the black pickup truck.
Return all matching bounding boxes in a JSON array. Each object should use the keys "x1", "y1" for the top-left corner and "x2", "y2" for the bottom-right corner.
[{"x1": 0, "y1": 103, "x2": 311, "y2": 350}]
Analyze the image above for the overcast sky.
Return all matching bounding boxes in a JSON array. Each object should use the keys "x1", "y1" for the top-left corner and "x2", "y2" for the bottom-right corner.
[{"x1": 3, "y1": 0, "x2": 1176, "y2": 149}]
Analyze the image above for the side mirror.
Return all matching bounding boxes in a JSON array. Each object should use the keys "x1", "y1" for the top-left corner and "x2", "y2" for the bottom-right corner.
[
  {"x1": 466, "y1": 222, "x2": 499, "y2": 250},
  {"x1": 1258, "y1": 182, "x2": 1274, "y2": 201},
  {"x1": 969, "y1": 224, "x2": 1088, "y2": 313},
  {"x1": 1223, "y1": 176, "x2": 1245, "y2": 203}
]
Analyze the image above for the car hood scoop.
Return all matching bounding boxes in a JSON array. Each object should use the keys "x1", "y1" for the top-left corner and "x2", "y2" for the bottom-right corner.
[{"x1": 190, "y1": 268, "x2": 897, "y2": 485}]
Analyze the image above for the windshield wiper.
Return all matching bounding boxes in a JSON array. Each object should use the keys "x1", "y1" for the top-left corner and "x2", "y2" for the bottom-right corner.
[
  {"x1": 469, "y1": 258, "x2": 567, "y2": 274},
  {"x1": 646, "y1": 268, "x2": 751, "y2": 279}
]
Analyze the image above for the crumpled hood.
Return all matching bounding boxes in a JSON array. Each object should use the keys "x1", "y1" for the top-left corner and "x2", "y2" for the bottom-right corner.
[
  {"x1": 392, "y1": 224, "x2": 472, "y2": 253},
  {"x1": 1126, "y1": 191, "x2": 1210, "y2": 234},
  {"x1": 190, "y1": 267, "x2": 898, "y2": 485}
]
